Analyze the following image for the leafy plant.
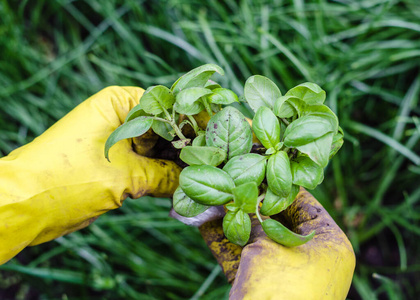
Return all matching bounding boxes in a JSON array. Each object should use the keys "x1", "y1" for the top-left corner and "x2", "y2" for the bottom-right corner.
[{"x1": 105, "y1": 64, "x2": 343, "y2": 247}]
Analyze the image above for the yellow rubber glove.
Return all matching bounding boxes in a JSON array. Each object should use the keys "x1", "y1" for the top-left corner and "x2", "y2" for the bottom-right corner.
[
  {"x1": 0, "y1": 86, "x2": 181, "y2": 265},
  {"x1": 199, "y1": 188, "x2": 355, "y2": 300}
]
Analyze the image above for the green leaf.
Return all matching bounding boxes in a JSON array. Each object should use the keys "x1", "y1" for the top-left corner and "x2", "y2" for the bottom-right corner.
[
  {"x1": 273, "y1": 96, "x2": 295, "y2": 118},
  {"x1": 223, "y1": 210, "x2": 251, "y2": 246},
  {"x1": 104, "y1": 117, "x2": 153, "y2": 161},
  {"x1": 266, "y1": 151, "x2": 293, "y2": 197},
  {"x1": 192, "y1": 132, "x2": 206, "y2": 146},
  {"x1": 274, "y1": 95, "x2": 306, "y2": 118},
  {"x1": 211, "y1": 103, "x2": 221, "y2": 113},
  {"x1": 223, "y1": 153, "x2": 267, "y2": 186},
  {"x1": 244, "y1": 75, "x2": 282, "y2": 112},
  {"x1": 173, "y1": 186, "x2": 209, "y2": 217},
  {"x1": 262, "y1": 218, "x2": 315, "y2": 247},
  {"x1": 265, "y1": 147, "x2": 276, "y2": 155},
  {"x1": 172, "y1": 139, "x2": 191, "y2": 149},
  {"x1": 290, "y1": 156, "x2": 324, "y2": 190},
  {"x1": 226, "y1": 203, "x2": 239, "y2": 212},
  {"x1": 330, "y1": 127, "x2": 344, "y2": 159},
  {"x1": 252, "y1": 106, "x2": 280, "y2": 149},
  {"x1": 275, "y1": 142, "x2": 284, "y2": 151},
  {"x1": 180, "y1": 146, "x2": 227, "y2": 166},
  {"x1": 296, "y1": 132, "x2": 334, "y2": 167},
  {"x1": 152, "y1": 120, "x2": 174, "y2": 141},
  {"x1": 125, "y1": 104, "x2": 149, "y2": 123},
  {"x1": 260, "y1": 185, "x2": 299, "y2": 216},
  {"x1": 171, "y1": 64, "x2": 224, "y2": 94},
  {"x1": 173, "y1": 87, "x2": 212, "y2": 115},
  {"x1": 207, "y1": 88, "x2": 239, "y2": 105},
  {"x1": 179, "y1": 165, "x2": 234, "y2": 205},
  {"x1": 301, "y1": 104, "x2": 339, "y2": 133},
  {"x1": 206, "y1": 107, "x2": 252, "y2": 159},
  {"x1": 232, "y1": 182, "x2": 259, "y2": 214},
  {"x1": 285, "y1": 82, "x2": 326, "y2": 105},
  {"x1": 204, "y1": 80, "x2": 222, "y2": 90},
  {"x1": 140, "y1": 85, "x2": 175, "y2": 115},
  {"x1": 283, "y1": 115, "x2": 334, "y2": 147}
]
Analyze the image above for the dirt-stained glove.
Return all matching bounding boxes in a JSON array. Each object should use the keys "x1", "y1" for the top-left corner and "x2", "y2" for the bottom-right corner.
[
  {"x1": 0, "y1": 86, "x2": 181, "y2": 264},
  {"x1": 199, "y1": 188, "x2": 355, "y2": 300}
]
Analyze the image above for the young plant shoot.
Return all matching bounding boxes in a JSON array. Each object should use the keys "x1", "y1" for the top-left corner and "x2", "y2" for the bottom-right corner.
[{"x1": 105, "y1": 64, "x2": 344, "y2": 247}]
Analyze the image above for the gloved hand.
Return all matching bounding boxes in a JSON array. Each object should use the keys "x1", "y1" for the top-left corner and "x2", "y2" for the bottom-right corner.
[
  {"x1": 199, "y1": 188, "x2": 355, "y2": 300},
  {"x1": 0, "y1": 86, "x2": 181, "y2": 264}
]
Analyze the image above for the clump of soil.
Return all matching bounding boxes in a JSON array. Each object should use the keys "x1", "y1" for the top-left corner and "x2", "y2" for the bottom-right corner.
[{"x1": 153, "y1": 137, "x2": 188, "y2": 168}]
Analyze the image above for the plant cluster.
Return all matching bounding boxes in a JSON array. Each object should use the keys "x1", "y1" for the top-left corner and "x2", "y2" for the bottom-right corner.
[{"x1": 105, "y1": 64, "x2": 343, "y2": 247}]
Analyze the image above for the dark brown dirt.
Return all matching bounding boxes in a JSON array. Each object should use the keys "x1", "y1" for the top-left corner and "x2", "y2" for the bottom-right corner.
[{"x1": 152, "y1": 137, "x2": 188, "y2": 168}]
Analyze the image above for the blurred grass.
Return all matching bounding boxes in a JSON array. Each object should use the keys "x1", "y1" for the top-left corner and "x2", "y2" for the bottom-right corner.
[{"x1": 0, "y1": 0, "x2": 419, "y2": 299}]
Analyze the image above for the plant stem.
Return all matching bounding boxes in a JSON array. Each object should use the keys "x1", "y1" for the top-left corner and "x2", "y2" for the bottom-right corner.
[
  {"x1": 202, "y1": 97, "x2": 213, "y2": 118},
  {"x1": 255, "y1": 193, "x2": 265, "y2": 224},
  {"x1": 171, "y1": 121, "x2": 187, "y2": 140},
  {"x1": 151, "y1": 116, "x2": 172, "y2": 124},
  {"x1": 187, "y1": 115, "x2": 199, "y2": 134},
  {"x1": 162, "y1": 107, "x2": 173, "y2": 121},
  {"x1": 156, "y1": 108, "x2": 187, "y2": 140},
  {"x1": 281, "y1": 118, "x2": 290, "y2": 126}
]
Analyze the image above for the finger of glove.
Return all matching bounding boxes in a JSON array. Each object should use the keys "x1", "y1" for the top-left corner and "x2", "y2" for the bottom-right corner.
[
  {"x1": 0, "y1": 86, "x2": 160, "y2": 260},
  {"x1": 198, "y1": 211, "x2": 268, "y2": 283},
  {"x1": 273, "y1": 187, "x2": 354, "y2": 252},
  {"x1": 230, "y1": 189, "x2": 356, "y2": 300},
  {"x1": 122, "y1": 152, "x2": 182, "y2": 198},
  {"x1": 89, "y1": 86, "x2": 181, "y2": 197},
  {"x1": 89, "y1": 86, "x2": 158, "y2": 157},
  {"x1": 94, "y1": 86, "x2": 144, "y2": 125},
  {"x1": 199, "y1": 219, "x2": 242, "y2": 283}
]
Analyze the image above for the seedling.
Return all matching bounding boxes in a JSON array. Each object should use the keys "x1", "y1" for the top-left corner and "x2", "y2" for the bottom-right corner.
[{"x1": 105, "y1": 64, "x2": 344, "y2": 247}]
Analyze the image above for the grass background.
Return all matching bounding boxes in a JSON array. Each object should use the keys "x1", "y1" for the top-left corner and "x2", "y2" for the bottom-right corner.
[{"x1": 1, "y1": 0, "x2": 419, "y2": 299}]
